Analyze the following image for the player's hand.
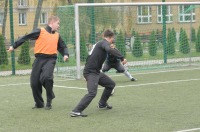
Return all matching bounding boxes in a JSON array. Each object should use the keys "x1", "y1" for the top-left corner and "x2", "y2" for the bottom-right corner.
[
  {"x1": 63, "y1": 55, "x2": 69, "y2": 62},
  {"x1": 122, "y1": 59, "x2": 127, "y2": 65},
  {"x1": 7, "y1": 46, "x2": 14, "y2": 52}
]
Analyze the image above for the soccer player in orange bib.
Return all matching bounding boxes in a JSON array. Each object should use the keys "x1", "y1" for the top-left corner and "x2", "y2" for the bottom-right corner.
[{"x1": 8, "y1": 16, "x2": 69, "y2": 110}]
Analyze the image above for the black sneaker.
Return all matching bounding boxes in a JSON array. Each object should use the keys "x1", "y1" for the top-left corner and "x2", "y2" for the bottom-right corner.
[
  {"x1": 97, "y1": 103, "x2": 112, "y2": 109},
  {"x1": 70, "y1": 111, "x2": 88, "y2": 117},
  {"x1": 32, "y1": 105, "x2": 44, "y2": 109},
  {"x1": 45, "y1": 105, "x2": 52, "y2": 110},
  {"x1": 45, "y1": 102, "x2": 52, "y2": 110},
  {"x1": 131, "y1": 78, "x2": 137, "y2": 81}
]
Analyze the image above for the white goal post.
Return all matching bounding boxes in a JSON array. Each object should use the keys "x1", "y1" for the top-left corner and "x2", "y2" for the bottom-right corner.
[{"x1": 74, "y1": 2, "x2": 200, "y2": 79}]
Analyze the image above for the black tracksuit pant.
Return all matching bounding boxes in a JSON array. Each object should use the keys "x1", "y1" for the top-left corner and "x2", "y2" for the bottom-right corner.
[
  {"x1": 102, "y1": 61, "x2": 125, "y2": 73},
  {"x1": 73, "y1": 72, "x2": 115, "y2": 112},
  {"x1": 30, "y1": 57, "x2": 56, "y2": 107}
]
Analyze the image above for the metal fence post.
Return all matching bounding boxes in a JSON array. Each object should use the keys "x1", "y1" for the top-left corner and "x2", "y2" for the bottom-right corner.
[
  {"x1": 162, "y1": 0, "x2": 167, "y2": 64},
  {"x1": 9, "y1": 0, "x2": 15, "y2": 75}
]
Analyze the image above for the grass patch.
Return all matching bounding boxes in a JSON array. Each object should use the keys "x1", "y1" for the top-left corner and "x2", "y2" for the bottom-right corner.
[{"x1": 0, "y1": 67, "x2": 200, "y2": 131}]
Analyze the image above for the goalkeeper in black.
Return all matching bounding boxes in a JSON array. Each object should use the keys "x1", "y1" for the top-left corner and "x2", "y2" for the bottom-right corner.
[
  {"x1": 102, "y1": 43, "x2": 136, "y2": 81},
  {"x1": 70, "y1": 29, "x2": 125, "y2": 117},
  {"x1": 102, "y1": 43, "x2": 137, "y2": 95}
]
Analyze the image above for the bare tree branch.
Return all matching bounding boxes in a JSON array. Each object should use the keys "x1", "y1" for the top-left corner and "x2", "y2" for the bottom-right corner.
[
  {"x1": 32, "y1": 0, "x2": 43, "y2": 31},
  {"x1": 67, "y1": 0, "x2": 72, "y2": 5},
  {"x1": 2, "y1": 0, "x2": 8, "y2": 38}
]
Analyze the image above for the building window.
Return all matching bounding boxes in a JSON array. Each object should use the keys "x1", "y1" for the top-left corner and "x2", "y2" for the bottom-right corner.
[
  {"x1": 18, "y1": 0, "x2": 27, "y2": 6},
  {"x1": 0, "y1": 13, "x2": 3, "y2": 25},
  {"x1": 19, "y1": 13, "x2": 27, "y2": 25},
  {"x1": 157, "y1": 5, "x2": 173, "y2": 23},
  {"x1": 137, "y1": 6, "x2": 152, "y2": 24},
  {"x1": 40, "y1": 12, "x2": 47, "y2": 25},
  {"x1": 179, "y1": 5, "x2": 195, "y2": 22}
]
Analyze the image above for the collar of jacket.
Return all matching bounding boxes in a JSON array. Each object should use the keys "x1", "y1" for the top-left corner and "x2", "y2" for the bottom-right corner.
[{"x1": 45, "y1": 25, "x2": 56, "y2": 34}]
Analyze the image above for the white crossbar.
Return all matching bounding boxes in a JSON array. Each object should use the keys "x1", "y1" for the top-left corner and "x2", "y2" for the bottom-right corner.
[{"x1": 75, "y1": 2, "x2": 200, "y2": 7}]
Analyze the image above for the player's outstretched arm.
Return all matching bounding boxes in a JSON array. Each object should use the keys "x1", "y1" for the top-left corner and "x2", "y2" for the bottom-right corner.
[{"x1": 12, "y1": 28, "x2": 41, "y2": 49}]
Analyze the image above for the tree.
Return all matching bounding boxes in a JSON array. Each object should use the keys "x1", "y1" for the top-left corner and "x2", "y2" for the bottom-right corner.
[
  {"x1": 88, "y1": 31, "x2": 94, "y2": 45},
  {"x1": 156, "y1": 29, "x2": 162, "y2": 44},
  {"x1": 67, "y1": 0, "x2": 73, "y2": 4},
  {"x1": 32, "y1": 0, "x2": 43, "y2": 31},
  {"x1": 87, "y1": 0, "x2": 96, "y2": 45},
  {"x1": 113, "y1": 29, "x2": 118, "y2": 36},
  {"x1": 179, "y1": 29, "x2": 190, "y2": 54},
  {"x1": 191, "y1": 27, "x2": 196, "y2": 43},
  {"x1": 2, "y1": 0, "x2": 8, "y2": 38},
  {"x1": 131, "y1": 28, "x2": 136, "y2": 37},
  {"x1": 195, "y1": 26, "x2": 200, "y2": 52},
  {"x1": 52, "y1": 3, "x2": 58, "y2": 15},
  {"x1": 17, "y1": 41, "x2": 31, "y2": 65},
  {"x1": 132, "y1": 33, "x2": 143, "y2": 57},
  {"x1": 116, "y1": 30, "x2": 126, "y2": 57},
  {"x1": 172, "y1": 27, "x2": 177, "y2": 44},
  {"x1": 167, "y1": 28, "x2": 175, "y2": 55},
  {"x1": 94, "y1": 4, "x2": 118, "y2": 31},
  {"x1": 0, "y1": 34, "x2": 8, "y2": 65},
  {"x1": 148, "y1": 31, "x2": 157, "y2": 56},
  {"x1": 80, "y1": 36, "x2": 88, "y2": 62},
  {"x1": 60, "y1": 0, "x2": 67, "y2": 5}
]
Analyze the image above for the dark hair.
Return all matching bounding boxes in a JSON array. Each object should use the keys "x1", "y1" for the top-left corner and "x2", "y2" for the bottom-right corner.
[{"x1": 103, "y1": 29, "x2": 114, "y2": 38}]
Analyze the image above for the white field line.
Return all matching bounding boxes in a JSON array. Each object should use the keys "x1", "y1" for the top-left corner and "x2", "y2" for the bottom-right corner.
[
  {"x1": 53, "y1": 85, "x2": 86, "y2": 90},
  {"x1": 0, "y1": 79, "x2": 76, "y2": 87},
  {"x1": 55, "y1": 79, "x2": 76, "y2": 82},
  {"x1": 116, "y1": 78, "x2": 200, "y2": 88},
  {"x1": 52, "y1": 78, "x2": 200, "y2": 90},
  {"x1": 175, "y1": 128, "x2": 200, "y2": 132},
  {"x1": 0, "y1": 83, "x2": 29, "y2": 87},
  {"x1": 1, "y1": 67, "x2": 200, "y2": 89},
  {"x1": 1, "y1": 78, "x2": 200, "y2": 90},
  {"x1": 109, "y1": 67, "x2": 200, "y2": 77},
  {"x1": 1, "y1": 67, "x2": 200, "y2": 81}
]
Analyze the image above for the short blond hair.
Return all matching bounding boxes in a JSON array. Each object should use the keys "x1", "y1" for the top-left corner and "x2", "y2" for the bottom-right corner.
[{"x1": 48, "y1": 16, "x2": 60, "y2": 24}]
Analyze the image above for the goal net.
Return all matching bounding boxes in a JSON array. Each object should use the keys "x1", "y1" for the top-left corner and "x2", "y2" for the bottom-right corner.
[{"x1": 56, "y1": 2, "x2": 200, "y2": 79}]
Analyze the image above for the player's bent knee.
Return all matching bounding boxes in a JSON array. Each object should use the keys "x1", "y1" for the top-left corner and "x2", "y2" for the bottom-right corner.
[
  {"x1": 110, "y1": 81, "x2": 116, "y2": 88},
  {"x1": 88, "y1": 91, "x2": 97, "y2": 98},
  {"x1": 41, "y1": 75, "x2": 53, "y2": 83}
]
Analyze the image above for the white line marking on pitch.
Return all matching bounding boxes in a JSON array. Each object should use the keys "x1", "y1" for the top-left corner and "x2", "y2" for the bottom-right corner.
[
  {"x1": 109, "y1": 67, "x2": 200, "y2": 77},
  {"x1": 1, "y1": 78, "x2": 200, "y2": 90},
  {"x1": 175, "y1": 128, "x2": 200, "y2": 132},
  {"x1": 54, "y1": 78, "x2": 200, "y2": 90},
  {"x1": 55, "y1": 79, "x2": 76, "y2": 82},
  {"x1": 53, "y1": 85, "x2": 86, "y2": 90},
  {"x1": 116, "y1": 78, "x2": 200, "y2": 88},
  {"x1": 0, "y1": 83, "x2": 29, "y2": 87}
]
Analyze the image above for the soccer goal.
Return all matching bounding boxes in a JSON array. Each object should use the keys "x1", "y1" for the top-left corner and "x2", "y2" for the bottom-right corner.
[{"x1": 56, "y1": 2, "x2": 200, "y2": 79}]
